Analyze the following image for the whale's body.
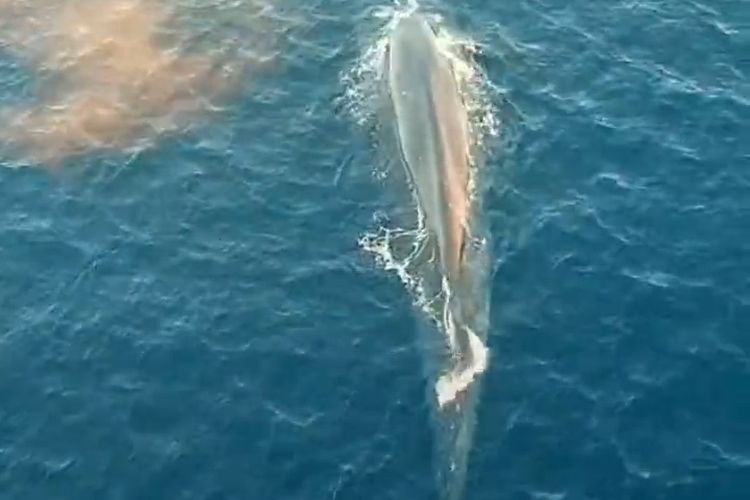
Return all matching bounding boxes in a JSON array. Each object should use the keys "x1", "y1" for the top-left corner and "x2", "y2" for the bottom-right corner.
[
  {"x1": 383, "y1": 12, "x2": 490, "y2": 500},
  {"x1": 386, "y1": 13, "x2": 471, "y2": 290}
]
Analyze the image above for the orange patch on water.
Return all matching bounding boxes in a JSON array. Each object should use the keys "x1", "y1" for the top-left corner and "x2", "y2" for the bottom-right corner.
[{"x1": 0, "y1": 0, "x2": 272, "y2": 164}]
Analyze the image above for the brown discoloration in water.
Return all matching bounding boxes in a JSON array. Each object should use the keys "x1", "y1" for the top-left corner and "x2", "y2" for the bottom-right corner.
[{"x1": 0, "y1": 0, "x2": 273, "y2": 165}]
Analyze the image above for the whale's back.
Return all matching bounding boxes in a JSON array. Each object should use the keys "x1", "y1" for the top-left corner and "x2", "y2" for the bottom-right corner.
[{"x1": 386, "y1": 13, "x2": 471, "y2": 284}]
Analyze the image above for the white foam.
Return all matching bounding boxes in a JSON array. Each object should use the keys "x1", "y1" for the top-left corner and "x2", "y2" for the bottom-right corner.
[
  {"x1": 358, "y1": 221, "x2": 445, "y2": 326},
  {"x1": 435, "y1": 325, "x2": 489, "y2": 408}
]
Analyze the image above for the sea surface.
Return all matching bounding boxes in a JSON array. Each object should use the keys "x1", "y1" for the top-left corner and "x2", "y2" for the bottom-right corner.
[{"x1": 1, "y1": 0, "x2": 748, "y2": 499}]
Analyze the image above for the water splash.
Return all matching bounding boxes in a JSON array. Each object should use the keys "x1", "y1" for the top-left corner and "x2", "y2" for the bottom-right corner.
[{"x1": 436, "y1": 278, "x2": 490, "y2": 408}]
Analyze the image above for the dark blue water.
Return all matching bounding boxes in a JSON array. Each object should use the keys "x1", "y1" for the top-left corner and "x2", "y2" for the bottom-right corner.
[{"x1": 1, "y1": 1, "x2": 748, "y2": 499}]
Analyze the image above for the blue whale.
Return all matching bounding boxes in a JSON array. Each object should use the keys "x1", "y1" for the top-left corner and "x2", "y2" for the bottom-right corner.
[{"x1": 384, "y1": 11, "x2": 491, "y2": 500}]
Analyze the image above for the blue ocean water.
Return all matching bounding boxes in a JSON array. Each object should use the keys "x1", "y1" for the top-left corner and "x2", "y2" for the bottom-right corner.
[{"x1": 0, "y1": 0, "x2": 748, "y2": 499}]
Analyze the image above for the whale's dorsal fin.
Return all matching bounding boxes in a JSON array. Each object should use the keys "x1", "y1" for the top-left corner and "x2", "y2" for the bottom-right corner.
[{"x1": 458, "y1": 227, "x2": 468, "y2": 271}]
